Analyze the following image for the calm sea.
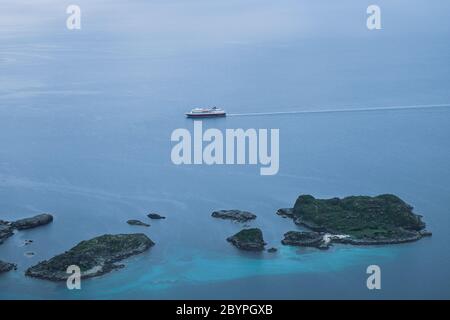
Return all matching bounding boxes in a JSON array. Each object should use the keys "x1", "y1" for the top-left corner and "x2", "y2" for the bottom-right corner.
[{"x1": 1, "y1": 0, "x2": 449, "y2": 299}]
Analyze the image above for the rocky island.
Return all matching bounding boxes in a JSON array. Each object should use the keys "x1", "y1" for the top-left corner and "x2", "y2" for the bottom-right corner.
[
  {"x1": 127, "y1": 220, "x2": 150, "y2": 227},
  {"x1": 280, "y1": 194, "x2": 431, "y2": 247},
  {"x1": 25, "y1": 233, "x2": 154, "y2": 281},
  {"x1": 147, "y1": 213, "x2": 166, "y2": 219},
  {"x1": 227, "y1": 228, "x2": 266, "y2": 251},
  {"x1": 212, "y1": 210, "x2": 256, "y2": 222}
]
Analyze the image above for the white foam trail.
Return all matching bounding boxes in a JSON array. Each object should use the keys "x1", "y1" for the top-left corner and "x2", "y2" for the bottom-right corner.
[{"x1": 228, "y1": 103, "x2": 450, "y2": 117}]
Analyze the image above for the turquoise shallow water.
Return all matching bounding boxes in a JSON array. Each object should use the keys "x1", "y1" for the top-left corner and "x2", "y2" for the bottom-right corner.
[
  {"x1": 1, "y1": 243, "x2": 397, "y2": 299},
  {"x1": 88, "y1": 246, "x2": 395, "y2": 294},
  {"x1": 1, "y1": 0, "x2": 450, "y2": 299}
]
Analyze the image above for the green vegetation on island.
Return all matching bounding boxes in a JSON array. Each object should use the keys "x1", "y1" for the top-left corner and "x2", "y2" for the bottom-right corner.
[
  {"x1": 227, "y1": 228, "x2": 266, "y2": 251},
  {"x1": 26, "y1": 233, "x2": 154, "y2": 281},
  {"x1": 285, "y1": 194, "x2": 431, "y2": 245}
]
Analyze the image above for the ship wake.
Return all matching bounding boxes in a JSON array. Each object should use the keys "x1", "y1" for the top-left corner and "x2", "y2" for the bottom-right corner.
[{"x1": 228, "y1": 103, "x2": 450, "y2": 117}]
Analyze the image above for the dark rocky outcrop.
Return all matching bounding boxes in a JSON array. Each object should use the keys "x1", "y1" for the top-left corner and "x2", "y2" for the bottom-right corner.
[
  {"x1": 127, "y1": 220, "x2": 150, "y2": 227},
  {"x1": 25, "y1": 233, "x2": 154, "y2": 281},
  {"x1": 147, "y1": 213, "x2": 166, "y2": 219},
  {"x1": 1, "y1": 214, "x2": 53, "y2": 245},
  {"x1": 0, "y1": 260, "x2": 16, "y2": 273},
  {"x1": 278, "y1": 194, "x2": 432, "y2": 246},
  {"x1": 23, "y1": 239, "x2": 34, "y2": 246},
  {"x1": 419, "y1": 230, "x2": 433, "y2": 237},
  {"x1": 212, "y1": 210, "x2": 256, "y2": 222},
  {"x1": 227, "y1": 228, "x2": 266, "y2": 251},
  {"x1": 0, "y1": 220, "x2": 14, "y2": 244},
  {"x1": 267, "y1": 247, "x2": 278, "y2": 253},
  {"x1": 282, "y1": 231, "x2": 329, "y2": 250},
  {"x1": 12, "y1": 214, "x2": 53, "y2": 230},
  {"x1": 276, "y1": 208, "x2": 294, "y2": 218}
]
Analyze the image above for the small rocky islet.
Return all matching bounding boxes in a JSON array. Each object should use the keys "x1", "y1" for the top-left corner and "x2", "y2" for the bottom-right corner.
[
  {"x1": 211, "y1": 210, "x2": 264, "y2": 251},
  {"x1": 127, "y1": 219, "x2": 150, "y2": 227},
  {"x1": 227, "y1": 228, "x2": 266, "y2": 251},
  {"x1": 12, "y1": 214, "x2": 53, "y2": 230},
  {"x1": 212, "y1": 210, "x2": 256, "y2": 222},
  {"x1": 147, "y1": 213, "x2": 166, "y2": 219},
  {"x1": 25, "y1": 233, "x2": 154, "y2": 281},
  {"x1": 127, "y1": 212, "x2": 167, "y2": 226}
]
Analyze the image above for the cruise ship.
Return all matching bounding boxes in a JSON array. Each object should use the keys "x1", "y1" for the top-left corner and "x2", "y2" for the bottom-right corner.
[{"x1": 185, "y1": 107, "x2": 226, "y2": 118}]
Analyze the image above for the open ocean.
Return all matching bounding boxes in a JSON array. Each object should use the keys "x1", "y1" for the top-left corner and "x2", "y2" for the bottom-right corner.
[{"x1": 1, "y1": 0, "x2": 449, "y2": 299}]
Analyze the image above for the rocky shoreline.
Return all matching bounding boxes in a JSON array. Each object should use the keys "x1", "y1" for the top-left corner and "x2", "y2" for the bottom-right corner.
[
  {"x1": 331, "y1": 230, "x2": 431, "y2": 245},
  {"x1": 0, "y1": 214, "x2": 54, "y2": 245},
  {"x1": 0, "y1": 220, "x2": 14, "y2": 244},
  {"x1": 276, "y1": 208, "x2": 294, "y2": 218},
  {"x1": 282, "y1": 231, "x2": 329, "y2": 250}
]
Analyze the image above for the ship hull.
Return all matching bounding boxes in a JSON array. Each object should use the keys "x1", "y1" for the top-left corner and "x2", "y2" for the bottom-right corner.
[{"x1": 185, "y1": 113, "x2": 226, "y2": 118}]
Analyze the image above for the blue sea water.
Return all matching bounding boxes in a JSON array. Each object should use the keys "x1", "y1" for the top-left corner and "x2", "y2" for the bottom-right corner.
[{"x1": 1, "y1": 0, "x2": 450, "y2": 299}]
